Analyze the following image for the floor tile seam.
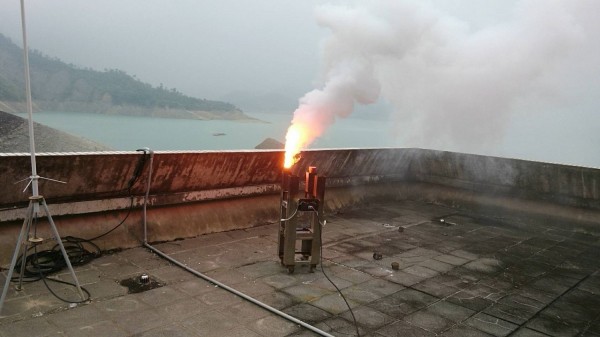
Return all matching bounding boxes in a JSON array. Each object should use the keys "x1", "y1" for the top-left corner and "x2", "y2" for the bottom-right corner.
[
  {"x1": 139, "y1": 324, "x2": 198, "y2": 337},
  {"x1": 245, "y1": 318, "x2": 299, "y2": 337},
  {"x1": 110, "y1": 307, "x2": 172, "y2": 335},
  {"x1": 401, "y1": 264, "x2": 440, "y2": 278},
  {"x1": 412, "y1": 267, "x2": 538, "y2": 314},
  {"x1": 1, "y1": 299, "x2": 93, "y2": 331},
  {"x1": 505, "y1": 271, "x2": 596, "y2": 336},
  {"x1": 325, "y1": 215, "x2": 388, "y2": 228},
  {"x1": 519, "y1": 325, "x2": 561, "y2": 337},
  {"x1": 399, "y1": 311, "x2": 461, "y2": 335},
  {"x1": 83, "y1": 289, "x2": 133, "y2": 310},
  {"x1": 214, "y1": 304, "x2": 275, "y2": 329},
  {"x1": 404, "y1": 282, "x2": 483, "y2": 328},
  {"x1": 0, "y1": 316, "x2": 23, "y2": 328},
  {"x1": 576, "y1": 310, "x2": 600, "y2": 336},
  {"x1": 371, "y1": 315, "x2": 434, "y2": 336},
  {"x1": 146, "y1": 233, "x2": 270, "y2": 256},
  {"x1": 182, "y1": 316, "x2": 244, "y2": 336},
  {"x1": 331, "y1": 313, "x2": 390, "y2": 333},
  {"x1": 484, "y1": 303, "x2": 536, "y2": 326},
  {"x1": 44, "y1": 310, "x2": 127, "y2": 335},
  {"x1": 69, "y1": 319, "x2": 131, "y2": 336},
  {"x1": 467, "y1": 312, "x2": 520, "y2": 335},
  {"x1": 35, "y1": 314, "x2": 68, "y2": 336},
  {"x1": 321, "y1": 252, "x2": 393, "y2": 279},
  {"x1": 322, "y1": 227, "x2": 402, "y2": 249},
  {"x1": 332, "y1": 291, "x2": 393, "y2": 314}
]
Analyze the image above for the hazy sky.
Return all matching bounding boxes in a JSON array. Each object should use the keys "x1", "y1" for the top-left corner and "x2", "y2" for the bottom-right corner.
[
  {"x1": 1, "y1": 1, "x2": 598, "y2": 166},
  {"x1": 0, "y1": 0, "x2": 325, "y2": 101},
  {"x1": 0, "y1": 0, "x2": 512, "y2": 101}
]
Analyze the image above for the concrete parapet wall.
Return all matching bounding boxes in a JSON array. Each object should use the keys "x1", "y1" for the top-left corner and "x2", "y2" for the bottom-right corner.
[
  {"x1": 408, "y1": 150, "x2": 600, "y2": 209},
  {"x1": 1, "y1": 148, "x2": 599, "y2": 219},
  {"x1": 0, "y1": 148, "x2": 413, "y2": 208},
  {"x1": 1, "y1": 148, "x2": 599, "y2": 265}
]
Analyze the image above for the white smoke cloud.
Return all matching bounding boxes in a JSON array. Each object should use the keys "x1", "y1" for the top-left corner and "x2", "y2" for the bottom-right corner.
[{"x1": 287, "y1": 0, "x2": 598, "y2": 155}]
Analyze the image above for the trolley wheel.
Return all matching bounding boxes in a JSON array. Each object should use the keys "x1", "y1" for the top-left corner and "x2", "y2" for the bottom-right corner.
[{"x1": 287, "y1": 266, "x2": 295, "y2": 274}]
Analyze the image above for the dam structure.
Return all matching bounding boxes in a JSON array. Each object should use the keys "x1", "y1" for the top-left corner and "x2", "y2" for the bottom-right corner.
[{"x1": 0, "y1": 148, "x2": 599, "y2": 336}]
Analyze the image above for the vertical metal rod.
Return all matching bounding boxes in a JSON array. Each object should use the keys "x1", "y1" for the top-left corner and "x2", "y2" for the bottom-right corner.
[
  {"x1": 143, "y1": 151, "x2": 154, "y2": 244},
  {"x1": 20, "y1": 0, "x2": 39, "y2": 210}
]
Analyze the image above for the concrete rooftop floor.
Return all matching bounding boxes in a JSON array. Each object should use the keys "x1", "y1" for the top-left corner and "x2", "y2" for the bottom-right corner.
[{"x1": 1, "y1": 199, "x2": 600, "y2": 337}]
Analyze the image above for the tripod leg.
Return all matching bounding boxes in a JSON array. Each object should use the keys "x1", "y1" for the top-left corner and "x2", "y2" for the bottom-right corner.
[
  {"x1": 0, "y1": 201, "x2": 34, "y2": 315},
  {"x1": 16, "y1": 236, "x2": 31, "y2": 291},
  {"x1": 16, "y1": 210, "x2": 35, "y2": 291},
  {"x1": 40, "y1": 199, "x2": 86, "y2": 301}
]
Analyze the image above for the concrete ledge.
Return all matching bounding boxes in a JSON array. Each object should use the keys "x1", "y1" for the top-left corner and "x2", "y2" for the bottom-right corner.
[
  {"x1": 409, "y1": 150, "x2": 600, "y2": 209},
  {"x1": 0, "y1": 184, "x2": 280, "y2": 222},
  {"x1": 0, "y1": 175, "x2": 398, "y2": 222},
  {"x1": 1, "y1": 148, "x2": 598, "y2": 210},
  {"x1": 393, "y1": 182, "x2": 600, "y2": 229}
]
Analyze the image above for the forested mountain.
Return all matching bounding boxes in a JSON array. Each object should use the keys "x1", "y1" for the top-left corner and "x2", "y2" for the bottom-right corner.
[{"x1": 0, "y1": 33, "x2": 246, "y2": 119}]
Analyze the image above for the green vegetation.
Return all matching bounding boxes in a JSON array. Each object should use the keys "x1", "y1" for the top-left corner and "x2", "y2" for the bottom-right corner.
[
  {"x1": 0, "y1": 33, "x2": 238, "y2": 113},
  {"x1": 0, "y1": 74, "x2": 23, "y2": 101}
]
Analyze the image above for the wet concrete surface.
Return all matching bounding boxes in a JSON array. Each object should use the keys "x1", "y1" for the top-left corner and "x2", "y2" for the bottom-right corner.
[{"x1": 1, "y1": 200, "x2": 599, "y2": 336}]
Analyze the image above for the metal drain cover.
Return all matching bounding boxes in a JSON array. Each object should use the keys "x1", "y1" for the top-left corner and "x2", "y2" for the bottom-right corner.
[{"x1": 119, "y1": 274, "x2": 164, "y2": 294}]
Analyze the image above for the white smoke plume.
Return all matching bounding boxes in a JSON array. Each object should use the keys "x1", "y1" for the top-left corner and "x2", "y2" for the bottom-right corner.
[{"x1": 285, "y1": 0, "x2": 598, "y2": 156}]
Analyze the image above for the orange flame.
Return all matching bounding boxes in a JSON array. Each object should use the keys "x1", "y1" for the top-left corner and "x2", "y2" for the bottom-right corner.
[{"x1": 283, "y1": 123, "x2": 308, "y2": 168}]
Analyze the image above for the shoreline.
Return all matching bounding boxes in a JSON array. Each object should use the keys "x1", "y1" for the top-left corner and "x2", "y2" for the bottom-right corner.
[
  {"x1": 8, "y1": 109, "x2": 270, "y2": 124},
  {"x1": 0, "y1": 99, "x2": 268, "y2": 123}
]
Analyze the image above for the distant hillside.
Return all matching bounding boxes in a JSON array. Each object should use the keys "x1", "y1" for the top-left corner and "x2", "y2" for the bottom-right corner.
[
  {"x1": 254, "y1": 137, "x2": 284, "y2": 149},
  {"x1": 0, "y1": 110, "x2": 112, "y2": 152},
  {"x1": 0, "y1": 33, "x2": 252, "y2": 120}
]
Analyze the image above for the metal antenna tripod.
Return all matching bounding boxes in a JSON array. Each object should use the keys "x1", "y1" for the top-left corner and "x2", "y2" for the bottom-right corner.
[
  {"x1": 0, "y1": 0, "x2": 85, "y2": 315},
  {"x1": 0, "y1": 193, "x2": 87, "y2": 315}
]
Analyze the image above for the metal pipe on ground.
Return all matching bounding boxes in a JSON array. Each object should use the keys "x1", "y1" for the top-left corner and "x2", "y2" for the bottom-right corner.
[
  {"x1": 140, "y1": 148, "x2": 335, "y2": 337},
  {"x1": 143, "y1": 243, "x2": 335, "y2": 337}
]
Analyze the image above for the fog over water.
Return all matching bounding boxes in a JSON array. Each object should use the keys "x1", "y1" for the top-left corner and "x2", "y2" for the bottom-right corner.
[{"x1": 1, "y1": 1, "x2": 599, "y2": 167}]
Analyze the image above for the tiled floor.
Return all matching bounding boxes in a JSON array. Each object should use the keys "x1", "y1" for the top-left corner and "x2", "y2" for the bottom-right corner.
[{"x1": 1, "y1": 200, "x2": 599, "y2": 336}]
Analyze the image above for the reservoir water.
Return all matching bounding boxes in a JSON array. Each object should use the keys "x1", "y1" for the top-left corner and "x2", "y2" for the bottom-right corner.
[
  {"x1": 19, "y1": 110, "x2": 599, "y2": 168},
  {"x1": 28, "y1": 111, "x2": 397, "y2": 151}
]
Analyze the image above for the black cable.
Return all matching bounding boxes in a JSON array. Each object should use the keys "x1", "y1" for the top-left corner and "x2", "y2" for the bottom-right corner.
[
  {"x1": 40, "y1": 276, "x2": 91, "y2": 304},
  {"x1": 11, "y1": 215, "x2": 92, "y2": 303},
  {"x1": 13, "y1": 226, "x2": 100, "y2": 279},
  {"x1": 59, "y1": 149, "x2": 146, "y2": 246},
  {"x1": 34, "y1": 244, "x2": 91, "y2": 304},
  {"x1": 11, "y1": 196, "x2": 131, "y2": 283},
  {"x1": 10, "y1": 149, "x2": 151, "y2": 304},
  {"x1": 84, "y1": 197, "x2": 134, "y2": 242},
  {"x1": 62, "y1": 148, "x2": 149, "y2": 243},
  {"x1": 126, "y1": 150, "x2": 150, "y2": 194},
  {"x1": 310, "y1": 206, "x2": 361, "y2": 337}
]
